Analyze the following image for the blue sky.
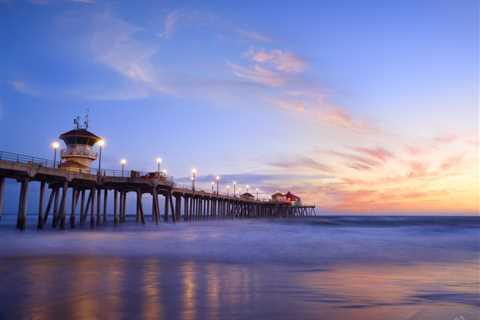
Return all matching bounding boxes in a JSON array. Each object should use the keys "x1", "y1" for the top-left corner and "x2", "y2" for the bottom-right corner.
[{"x1": 0, "y1": 0, "x2": 478, "y2": 213}]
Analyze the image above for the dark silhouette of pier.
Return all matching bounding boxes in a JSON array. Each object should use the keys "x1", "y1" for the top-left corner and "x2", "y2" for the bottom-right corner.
[{"x1": 0, "y1": 151, "x2": 316, "y2": 230}]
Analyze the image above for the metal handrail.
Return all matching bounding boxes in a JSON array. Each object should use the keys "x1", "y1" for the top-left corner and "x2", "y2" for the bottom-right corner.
[{"x1": 0, "y1": 150, "x2": 173, "y2": 183}]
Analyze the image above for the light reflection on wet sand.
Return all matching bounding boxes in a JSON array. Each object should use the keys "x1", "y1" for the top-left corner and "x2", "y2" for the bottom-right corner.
[
  {"x1": 0, "y1": 217, "x2": 478, "y2": 319},
  {"x1": 0, "y1": 256, "x2": 478, "y2": 320}
]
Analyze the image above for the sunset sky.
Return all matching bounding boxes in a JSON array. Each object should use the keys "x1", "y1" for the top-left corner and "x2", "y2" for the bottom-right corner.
[{"x1": 0, "y1": 0, "x2": 478, "y2": 214}]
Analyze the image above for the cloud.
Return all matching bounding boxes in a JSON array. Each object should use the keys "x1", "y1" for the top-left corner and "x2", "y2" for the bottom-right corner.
[
  {"x1": 317, "y1": 107, "x2": 371, "y2": 132},
  {"x1": 158, "y1": 10, "x2": 185, "y2": 39},
  {"x1": 352, "y1": 147, "x2": 394, "y2": 162},
  {"x1": 236, "y1": 29, "x2": 272, "y2": 43},
  {"x1": 228, "y1": 62, "x2": 287, "y2": 87},
  {"x1": 229, "y1": 49, "x2": 305, "y2": 87},
  {"x1": 326, "y1": 147, "x2": 393, "y2": 171},
  {"x1": 271, "y1": 90, "x2": 376, "y2": 133},
  {"x1": 249, "y1": 49, "x2": 305, "y2": 73},
  {"x1": 269, "y1": 157, "x2": 333, "y2": 173},
  {"x1": 8, "y1": 80, "x2": 38, "y2": 95},
  {"x1": 434, "y1": 133, "x2": 458, "y2": 144},
  {"x1": 89, "y1": 12, "x2": 168, "y2": 93}
]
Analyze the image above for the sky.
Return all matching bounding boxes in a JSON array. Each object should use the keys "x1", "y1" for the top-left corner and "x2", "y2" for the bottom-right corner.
[{"x1": 0, "y1": 0, "x2": 478, "y2": 214}]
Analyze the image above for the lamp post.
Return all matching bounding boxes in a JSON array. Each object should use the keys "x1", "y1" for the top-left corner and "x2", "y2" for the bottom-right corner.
[
  {"x1": 211, "y1": 181, "x2": 215, "y2": 193},
  {"x1": 215, "y1": 175, "x2": 220, "y2": 195},
  {"x1": 246, "y1": 185, "x2": 250, "y2": 193},
  {"x1": 191, "y1": 168, "x2": 197, "y2": 192},
  {"x1": 120, "y1": 159, "x2": 127, "y2": 177},
  {"x1": 156, "y1": 157, "x2": 162, "y2": 173},
  {"x1": 51, "y1": 141, "x2": 60, "y2": 168},
  {"x1": 226, "y1": 185, "x2": 230, "y2": 196},
  {"x1": 97, "y1": 139, "x2": 105, "y2": 174},
  {"x1": 162, "y1": 169, "x2": 167, "y2": 177},
  {"x1": 233, "y1": 181, "x2": 236, "y2": 197},
  {"x1": 256, "y1": 188, "x2": 259, "y2": 200}
]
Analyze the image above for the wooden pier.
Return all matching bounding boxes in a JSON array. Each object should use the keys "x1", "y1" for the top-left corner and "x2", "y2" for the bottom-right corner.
[{"x1": 0, "y1": 152, "x2": 316, "y2": 230}]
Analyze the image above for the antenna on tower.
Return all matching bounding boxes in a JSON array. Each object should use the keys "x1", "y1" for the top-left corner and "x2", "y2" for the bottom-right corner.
[
  {"x1": 84, "y1": 108, "x2": 89, "y2": 129},
  {"x1": 73, "y1": 115, "x2": 81, "y2": 129}
]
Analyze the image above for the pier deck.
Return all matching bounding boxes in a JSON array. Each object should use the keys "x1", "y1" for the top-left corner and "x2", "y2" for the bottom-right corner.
[{"x1": 0, "y1": 152, "x2": 316, "y2": 230}]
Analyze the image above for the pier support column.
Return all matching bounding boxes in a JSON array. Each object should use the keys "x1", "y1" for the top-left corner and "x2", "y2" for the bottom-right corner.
[
  {"x1": 96, "y1": 189, "x2": 101, "y2": 224},
  {"x1": 169, "y1": 193, "x2": 176, "y2": 223},
  {"x1": 0, "y1": 177, "x2": 5, "y2": 220},
  {"x1": 152, "y1": 188, "x2": 159, "y2": 224},
  {"x1": 59, "y1": 181, "x2": 68, "y2": 229},
  {"x1": 114, "y1": 190, "x2": 119, "y2": 225},
  {"x1": 121, "y1": 191, "x2": 127, "y2": 223},
  {"x1": 79, "y1": 190, "x2": 86, "y2": 224},
  {"x1": 52, "y1": 187, "x2": 60, "y2": 228},
  {"x1": 70, "y1": 187, "x2": 78, "y2": 228},
  {"x1": 164, "y1": 193, "x2": 170, "y2": 222},
  {"x1": 183, "y1": 196, "x2": 189, "y2": 221},
  {"x1": 136, "y1": 190, "x2": 145, "y2": 224},
  {"x1": 103, "y1": 189, "x2": 108, "y2": 224},
  {"x1": 16, "y1": 178, "x2": 29, "y2": 230},
  {"x1": 90, "y1": 186, "x2": 96, "y2": 228},
  {"x1": 37, "y1": 181, "x2": 45, "y2": 229}
]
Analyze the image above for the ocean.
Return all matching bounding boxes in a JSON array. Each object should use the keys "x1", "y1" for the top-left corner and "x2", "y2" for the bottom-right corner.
[{"x1": 0, "y1": 215, "x2": 478, "y2": 320}]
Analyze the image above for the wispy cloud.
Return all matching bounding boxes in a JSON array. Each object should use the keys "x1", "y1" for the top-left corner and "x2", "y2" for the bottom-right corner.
[
  {"x1": 248, "y1": 49, "x2": 305, "y2": 73},
  {"x1": 8, "y1": 80, "x2": 38, "y2": 95},
  {"x1": 269, "y1": 156, "x2": 334, "y2": 173},
  {"x1": 228, "y1": 62, "x2": 287, "y2": 87},
  {"x1": 89, "y1": 12, "x2": 168, "y2": 94},
  {"x1": 236, "y1": 29, "x2": 272, "y2": 43},
  {"x1": 158, "y1": 10, "x2": 185, "y2": 39},
  {"x1": 271, "y1": 91, "x2": 375, "y2": 132}
]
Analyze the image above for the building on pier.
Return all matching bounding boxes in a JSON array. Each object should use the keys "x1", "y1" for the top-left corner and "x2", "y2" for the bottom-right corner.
[
  {"x1": 285, "y1": 192, "x2": 302, "y2": 206},
  {"x1": 240, "y1": 192, "x2": 255, "y2": 200},
  {"x1": 59, "y1": 118, "x2": 102, "y2": 173}
]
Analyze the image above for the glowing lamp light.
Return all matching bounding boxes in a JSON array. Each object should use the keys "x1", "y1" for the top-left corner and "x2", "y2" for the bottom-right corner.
[
  {"x1": 51, "y1": 141, "x2": 60, "y2": 149},
  {"x1": 120, "y1": 159, "x2": 127, "y2": 165},
  {"x1": 97, "y1": 139, "x2": 105, "y2": 147},
  {"x1": 156, "y1": 157, "x2": 162, "y2": 164}
]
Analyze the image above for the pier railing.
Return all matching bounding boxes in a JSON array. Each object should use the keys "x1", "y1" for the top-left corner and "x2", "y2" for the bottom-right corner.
[
  {"x1": 0, "y1": 150, "x2": 173, "y2": 182},
  {"x1": 0, "y1": 150, "x2": 53, "y2": 167}
]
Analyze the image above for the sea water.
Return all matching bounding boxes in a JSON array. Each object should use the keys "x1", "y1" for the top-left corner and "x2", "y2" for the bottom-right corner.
[{"x1": 0, "y1": 215, "x2": 478, "y2": 320}]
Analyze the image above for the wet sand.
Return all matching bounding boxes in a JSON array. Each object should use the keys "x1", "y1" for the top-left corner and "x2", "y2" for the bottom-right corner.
[{"x1": 0, "y1": 216, "x2": 478, "y2": 320}]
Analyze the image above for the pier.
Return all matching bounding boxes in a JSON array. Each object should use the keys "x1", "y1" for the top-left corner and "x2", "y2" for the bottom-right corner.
[{"x1": 0, "y1": 151, "x2": 316, "y2": 230}]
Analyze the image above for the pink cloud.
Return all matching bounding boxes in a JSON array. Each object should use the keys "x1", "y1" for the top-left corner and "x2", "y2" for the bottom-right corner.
[
  {"x1": 228, "y1": 63, "x2": 286, "y2": 86},
  {"x1": 434, "y1": 133, "x2": 458, "y2": 144},
  {"x1": 352, "y1": 147, "x2": 393, "y2": 162},
  {"x1": 269, "y1": 157, "x2": 333, "y2": 172},
  {"x1": 249, "y1": 49, "x2": 305, "y2": 73},
  {"x1": 237, "y1": 29, "x2": 272, "y2": 43}
]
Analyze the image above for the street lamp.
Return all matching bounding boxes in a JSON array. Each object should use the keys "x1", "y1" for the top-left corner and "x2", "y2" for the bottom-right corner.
[
  {"x1": 211, "y1": 181, "x2": 215, "y2": 193},
  {"x1": 246, "y1": 185, "x2": 250, "y2": 193},
  {"x1": 226, "y1": 185, "x2": 230, "y2": 196},
  {"x1": 255, "y1": 188, "x2": 259, "y2": 200},
  {"x1": 191, "y1": 168, "x2": 197, "y2": 192},
  {"x1": 215, "y1": 175, "x2": 220, "y2": 195},
  {"x1": 156, "y1": 157, "x2": 162, "y2": 173},
  {"x1": 97, "y1": 139, "x2": 105, "y2": 174},
  {"x1": 233, "y1": 181, "x2": 236, "y2": 197},
  {"x1": 162, "y1": 169, "x2": 167, "y2": 176},
  {"x1": 120, "y1": 158, "x2": 127, "y2": 177},
  {"x1": 51, "y1": 141, "x2": 60, "y2": 168}
]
